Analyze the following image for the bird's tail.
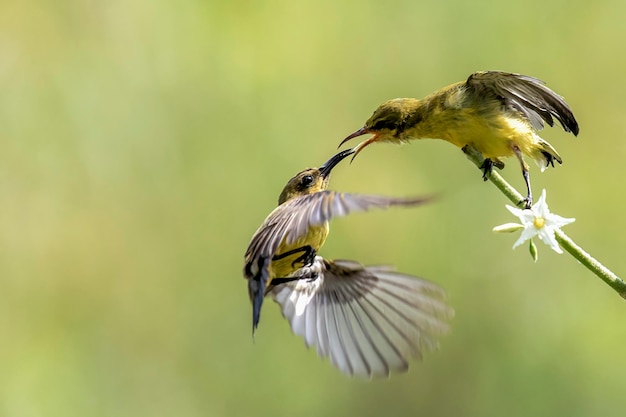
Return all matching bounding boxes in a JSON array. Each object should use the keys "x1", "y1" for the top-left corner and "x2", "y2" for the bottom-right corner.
[
  {"x1": 533, "y1": 137, "x2": 563, "y2": 172},
  {"x1": 248, "y1": 257, "x2": 269, "y2": 334}
]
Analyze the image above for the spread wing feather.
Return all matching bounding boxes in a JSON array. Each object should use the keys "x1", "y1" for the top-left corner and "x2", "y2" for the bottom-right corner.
[
  {"x1": 243, "y1": 192, "x2": 430, "y2": 279},
  {"x1": 271, "y1": 257, "x2": 453, "y2": 378},
  {"x1": 466, "y1": 71, "x2": 579, "y2": 135}
]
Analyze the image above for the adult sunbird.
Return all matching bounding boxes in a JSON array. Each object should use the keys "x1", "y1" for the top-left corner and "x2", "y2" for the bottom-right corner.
[
  {"x1": 340, "y1": 71, "x2": 579, "y2": 207},
  {"x1": 243, "y1": 149, "x2": 453, "y2": 377}
]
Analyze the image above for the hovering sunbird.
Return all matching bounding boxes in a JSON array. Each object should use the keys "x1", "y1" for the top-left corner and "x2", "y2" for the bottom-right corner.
[
  {"x1": 243, "y1": 149, "x2": 452, "y2": 377},
  {"x1": 341, "y1": 71, "x2": 579, "y2": 207}
]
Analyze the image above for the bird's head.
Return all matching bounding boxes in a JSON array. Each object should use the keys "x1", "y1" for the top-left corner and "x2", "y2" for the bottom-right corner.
[
  {"x1": 340, "y1": 98, "x2": 420, "y2": 159},
  {"x1": 278, "y1": 148, "x2": 355, "y2": 205}
]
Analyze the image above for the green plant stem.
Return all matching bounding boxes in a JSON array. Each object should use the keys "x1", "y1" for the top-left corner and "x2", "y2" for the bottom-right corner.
[{"x1": 463, "y1": 145, "x2": 626, "y2": 300}]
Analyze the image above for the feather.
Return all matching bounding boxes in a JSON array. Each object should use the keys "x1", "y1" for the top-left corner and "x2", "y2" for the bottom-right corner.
[
  {"x1": 466, "y1": 71, "x2": 579, "y2": 135},
  {"x1": 270, "y1": 257, "x2": 453, "y2": 378},
  {"x1": 244, "y1": 192, "x2": 431, "y2": 280}
]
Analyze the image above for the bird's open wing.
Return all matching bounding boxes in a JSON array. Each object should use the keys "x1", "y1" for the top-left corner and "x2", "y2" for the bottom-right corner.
[
  {"x1": 243, "y1": 192, "x2": 430, "y2": 278},
  {"x1": 466, "y1": 71, "x2": 579, "y2": 135},
  {"x1": 270, "y1": 257, "x2": 453, "y2": 378}
]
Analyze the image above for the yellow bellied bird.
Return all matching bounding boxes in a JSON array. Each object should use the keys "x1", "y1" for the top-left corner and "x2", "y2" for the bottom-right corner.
[
  {"x1": 340, "y1": 71, "x2": 579, "y2": 207},
  {"x1": 243, "y1": 149, "x2": 453, "y2": 377}
]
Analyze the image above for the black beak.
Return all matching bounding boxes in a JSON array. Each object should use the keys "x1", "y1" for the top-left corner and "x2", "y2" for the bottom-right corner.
[
  {"x1": 319, "y1": 148, "x2": 356, "y2": 178},
  {"x1": 338, "y1": 126, "x2": 369, "y2": 148}
]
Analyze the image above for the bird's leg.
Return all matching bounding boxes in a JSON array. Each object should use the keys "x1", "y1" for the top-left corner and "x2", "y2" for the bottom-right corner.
[
  {"x1": 291, "y1": 245, "x2": 317, "y2": 267},
  {"x1": 462, "y1": 144, "x2": 503, "y2": 181},
  {"x1": 512, "y1": 145, "x2": 533, "y2": 208},
  {"x1": 272, "y1": 245, "x2": 317, "y2": 268},
  {"x1": 269, "y1": 270, "x2": 320, "y2": 286}
]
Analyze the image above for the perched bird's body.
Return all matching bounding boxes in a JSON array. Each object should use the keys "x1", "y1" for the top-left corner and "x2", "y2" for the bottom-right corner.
[
  {"x1": 341, "y1": 71, "x2": 579, "y2": 207},
  {"x1": 243, "y1": 149, "x2": 453, "y2": 377}
]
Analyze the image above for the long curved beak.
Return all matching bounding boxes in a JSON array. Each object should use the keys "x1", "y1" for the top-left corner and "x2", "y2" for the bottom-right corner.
[
  {"x1": 339, "y1": 126, "x2": 369, "y2": 148},
  {"x1": 339, "y1": 127, "x2": 381, "y2": 162},
  {"x1": 351, "y1": 132, "x2": 381, "y2": 161},
  {"x1": 319, "y1": 148, "x2": 356, "y2": 178}
]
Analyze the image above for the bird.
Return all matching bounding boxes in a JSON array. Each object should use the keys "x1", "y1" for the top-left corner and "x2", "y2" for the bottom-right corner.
[
  {"x1": 243, "y1": 148, "x2": 453, "y2": 377},
  {"x1": 340, "y1": 71, "x2": 579, "y2": 208}
]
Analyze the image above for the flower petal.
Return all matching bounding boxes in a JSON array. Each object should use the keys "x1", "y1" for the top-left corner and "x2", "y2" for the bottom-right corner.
[
  {"x1": 546, "y1": 212, "x2": 576, "y2": 228},
  {"x1": 498, "y1": 189, "x2": 574, "y2": 257},
  {"x1": 532, "y1": 189, "x2": 550, "y2": 218},
  {"x1": 513, "y1": 226, "x2": 539, "y2": 249},
  {"x1": 506, "y1": 205, "x2": 526, "y2": 218},
  {"x1": 493, "y1": 223, "x2": 524, "y2": 233},
  {"x1": 537, "y1": 227, "x2": 563, "y2": 254}
]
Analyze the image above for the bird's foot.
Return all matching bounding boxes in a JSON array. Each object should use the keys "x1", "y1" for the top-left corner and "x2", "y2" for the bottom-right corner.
[
  {"x1": 478, "y1": 157, "x2": 504, "y2": 181},
  {"x1": 479, "y1": 158, "x2": 494, "y2": 181},
  {"x1": 519, "y1": 195, "x2": 533, "y2": 209},
  {"x1": 291, "y1": 246, "x2": 317, "y2": 268},
  {"x1": 271, "y1": 271, "x2": 319, "y2": 286},
  {"x1": 272, "y1": 245, "x2": 317, "y2": 269},
  {"x1": 492, "y1": 159, "x2": 505, "y2": 170}
]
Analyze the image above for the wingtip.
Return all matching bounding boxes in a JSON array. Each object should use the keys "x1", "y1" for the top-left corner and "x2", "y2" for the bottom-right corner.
[
  {"x1": 403, "y1": 193, "x2": 439, "y2": 207},
  {"x1": 269, "y1": 257, "x2": 453, "y2": 378},
  {"x1": 560, "y1": 116, "x2": 579, "y2": 136}
]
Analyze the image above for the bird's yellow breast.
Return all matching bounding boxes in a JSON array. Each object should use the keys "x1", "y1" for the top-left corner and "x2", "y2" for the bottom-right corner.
[
  {"x1": 270, "y1": 223, "x2": 329, "y2": 280},
  {"x1": 406, "y1": 105, "x2": 539, "y2": 159}
]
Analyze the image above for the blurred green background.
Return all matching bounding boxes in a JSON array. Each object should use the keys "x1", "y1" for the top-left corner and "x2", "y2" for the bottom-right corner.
[{"x1": 1, "y1": 0, "x2": 625, "y2": 416}]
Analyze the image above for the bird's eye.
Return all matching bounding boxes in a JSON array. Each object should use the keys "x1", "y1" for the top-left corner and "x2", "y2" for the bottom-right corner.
[
  {"x1": 372, "y1": 119, "x2": 394, "y2": 130},
  {"x1": 300, "y1": 175, "x2": 314, "y2": 187}
]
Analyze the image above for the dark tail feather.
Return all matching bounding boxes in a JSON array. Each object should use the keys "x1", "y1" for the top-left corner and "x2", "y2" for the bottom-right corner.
[{"x1": 248, "y1": 257, "x2": 269, "y2": 334}]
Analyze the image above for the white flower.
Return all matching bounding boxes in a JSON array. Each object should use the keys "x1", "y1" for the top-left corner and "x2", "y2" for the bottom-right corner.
[{"x1": 493, "y1": 189, "x2": 575, "y2": 254}]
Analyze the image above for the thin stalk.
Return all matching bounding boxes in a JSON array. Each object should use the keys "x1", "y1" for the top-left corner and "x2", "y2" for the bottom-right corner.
[{"x1": 463, "y1": 145, "x2": 626, "y2": 300}]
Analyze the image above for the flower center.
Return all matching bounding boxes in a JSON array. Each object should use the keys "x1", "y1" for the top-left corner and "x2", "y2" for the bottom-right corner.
[{"x1": 533, "y1": 216, "x2": 545, "y2": 229}]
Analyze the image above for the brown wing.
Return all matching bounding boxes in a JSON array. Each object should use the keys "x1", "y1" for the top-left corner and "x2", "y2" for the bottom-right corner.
[
  {"x1": 243, "y1": 192, "x2": 431, "y2": 280},
  {"x1": 270, "y1": 257, "x2": 453, "y2": 378},
  {"x1": 466, "y1": 71, "x2": 579, "y2": 135}
]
